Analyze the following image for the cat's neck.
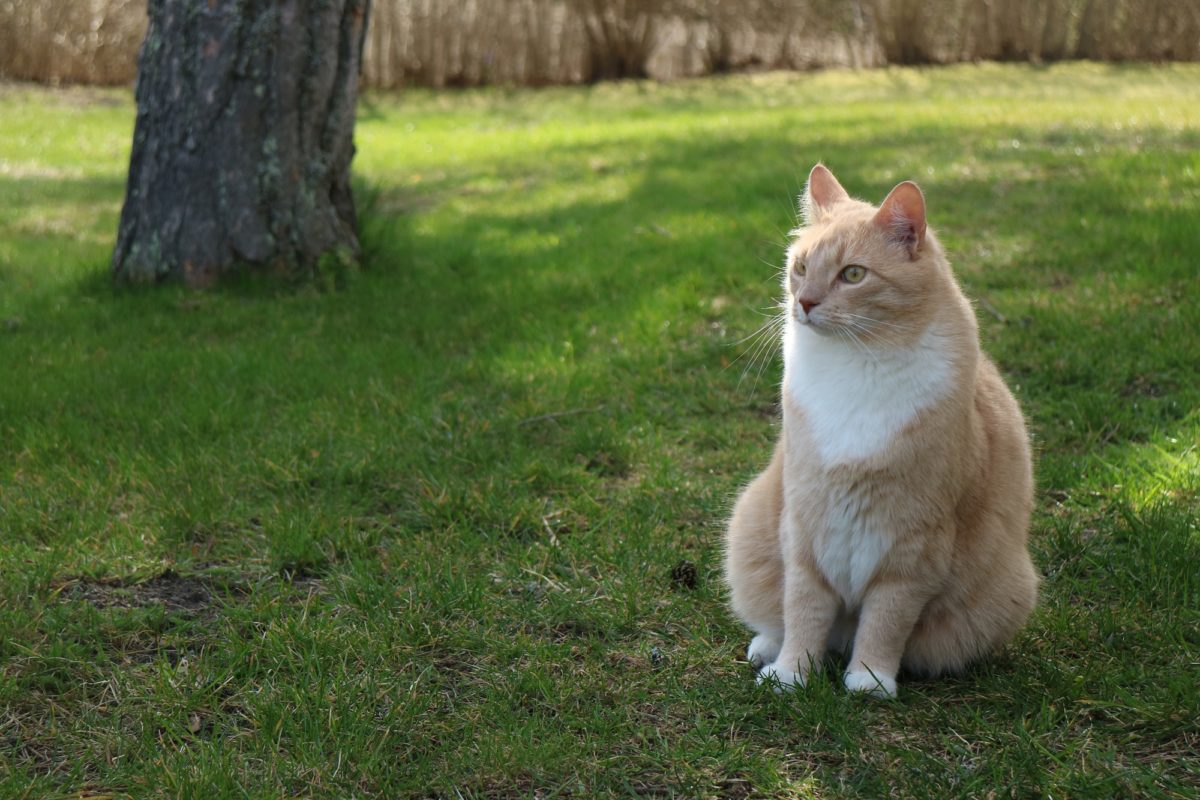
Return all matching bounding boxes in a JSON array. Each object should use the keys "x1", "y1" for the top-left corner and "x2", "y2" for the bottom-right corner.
[{"x1": 782, "y1": 312, "x2": 975, "y2": 465}]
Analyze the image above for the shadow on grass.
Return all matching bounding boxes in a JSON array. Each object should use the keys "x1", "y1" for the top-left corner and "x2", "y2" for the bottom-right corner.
[
  {"x1": 355, "y1": 115, "x2": 1199, "y2": 463},
  {"x1": 3, "y1": 96, "x2": 1194, "y2": 562}
]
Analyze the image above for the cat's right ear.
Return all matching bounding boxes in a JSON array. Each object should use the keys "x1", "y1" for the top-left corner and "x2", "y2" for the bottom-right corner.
[{"x1": 802, "y1": 164, "x2": 850, "y2": 224}]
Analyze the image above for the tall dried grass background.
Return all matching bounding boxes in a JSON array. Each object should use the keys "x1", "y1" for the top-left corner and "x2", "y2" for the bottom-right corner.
[{"x1": 1, "y1": 0, "x2": 1198, "y2": 88}]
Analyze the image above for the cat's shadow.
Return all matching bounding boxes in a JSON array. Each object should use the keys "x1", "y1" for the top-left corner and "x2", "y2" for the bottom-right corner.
[{"x1": 752, "y1": 648, "x2": 1017, "y2": 692}]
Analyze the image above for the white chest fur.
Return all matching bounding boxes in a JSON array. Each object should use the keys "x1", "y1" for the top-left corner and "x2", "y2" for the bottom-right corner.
[
  {"x1": 783, "y1": 318, "x2": 955, "y2": 605},
  {"x1": 812, "y1": 489, "x2": 889, "y2": 606},
  {"x1": 783, "y1": 319, "x2": 953, "y2": 465}
]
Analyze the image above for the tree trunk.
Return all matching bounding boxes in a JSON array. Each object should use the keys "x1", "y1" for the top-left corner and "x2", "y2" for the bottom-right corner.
[
  {"x1": 1075, "y1": 0, "x2": 1107, "y2": 60},
  {"x1": 112, "y1": 0, "x2": 370, "y2": 286},
  {"x1": 1038, "y1": 0, "x2": 1071, "y2": 62}
]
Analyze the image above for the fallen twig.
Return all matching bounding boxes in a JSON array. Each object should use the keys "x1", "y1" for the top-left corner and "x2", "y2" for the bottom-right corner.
[
  {"x1": 977, "y1": 296, "x2": 1008, "y2": 324},
  {"x1": 516, "y1": 406, "x2": 605, "y2": 427}
]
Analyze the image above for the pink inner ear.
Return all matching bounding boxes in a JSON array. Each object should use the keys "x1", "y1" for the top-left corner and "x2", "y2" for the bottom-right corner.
[
  {"x1": 874, "y1": 181, "x2": 926, "y2": 255},
  {"x1": 806, "y1": 164, "x2": 850, "y2": 217}
]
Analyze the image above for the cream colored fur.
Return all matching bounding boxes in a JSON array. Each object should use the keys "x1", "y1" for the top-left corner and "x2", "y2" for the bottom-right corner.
[{"x1": 724, "y1": 165, "x2": 1038, "y2": 698}]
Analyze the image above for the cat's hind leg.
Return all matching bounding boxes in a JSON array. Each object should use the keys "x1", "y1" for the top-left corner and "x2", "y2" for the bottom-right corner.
[
  {"x1": 902, "y1": 553, "x2": 1038, "y2": 677},
  {"x1": 724, "y1": 443, "x2": 785, "y2": 669}
]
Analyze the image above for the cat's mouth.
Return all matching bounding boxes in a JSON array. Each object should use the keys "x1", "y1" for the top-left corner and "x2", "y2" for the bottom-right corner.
[{"x1": 796, "y1": 308, "x2": 838, "y2": 336}]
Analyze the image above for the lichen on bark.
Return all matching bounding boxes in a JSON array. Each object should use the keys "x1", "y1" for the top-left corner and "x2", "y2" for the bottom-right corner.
[{"x1": 112, "y1": 0, "x2": 370, "y2": 287}]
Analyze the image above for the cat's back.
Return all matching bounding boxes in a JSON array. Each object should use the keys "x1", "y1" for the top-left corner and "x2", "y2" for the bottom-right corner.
[{"x1": 958, "y1": 353, "x2": 1034, "y2": 534}]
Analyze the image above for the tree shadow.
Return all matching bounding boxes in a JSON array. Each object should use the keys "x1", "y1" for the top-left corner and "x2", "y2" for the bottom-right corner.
[{"x1": 354, "y1": 114, "x2": 1198, "y2": 481}]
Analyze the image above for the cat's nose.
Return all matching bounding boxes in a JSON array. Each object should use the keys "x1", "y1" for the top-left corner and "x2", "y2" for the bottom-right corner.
[{"x1": 800, "y1": 299, "x2": 820, "y2": 315}]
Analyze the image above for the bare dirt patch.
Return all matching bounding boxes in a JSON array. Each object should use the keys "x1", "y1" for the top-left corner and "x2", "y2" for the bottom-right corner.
[{"x1": 56, "y1": 568, "x2": 218, "y2": 614}]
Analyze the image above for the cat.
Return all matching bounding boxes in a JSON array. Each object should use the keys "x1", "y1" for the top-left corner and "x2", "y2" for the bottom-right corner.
[{"x1": 723, "y1": 164, "x2": 1038, "y2": 698}]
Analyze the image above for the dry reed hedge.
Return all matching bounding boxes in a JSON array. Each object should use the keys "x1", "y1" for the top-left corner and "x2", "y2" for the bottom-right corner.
[{"x1": 2, "y1": 0, "x2": 1198, "y2": 87}]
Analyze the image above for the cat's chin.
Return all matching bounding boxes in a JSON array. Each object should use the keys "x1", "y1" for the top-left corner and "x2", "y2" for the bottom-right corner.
[{"x1": 796, "y1": 318, "x2": 840, "y2": 338}]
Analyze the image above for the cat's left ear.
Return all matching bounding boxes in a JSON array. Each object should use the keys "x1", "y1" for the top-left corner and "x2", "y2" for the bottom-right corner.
[{"x1": 874, "y1": 181, "x2": 926, "y2": 259}]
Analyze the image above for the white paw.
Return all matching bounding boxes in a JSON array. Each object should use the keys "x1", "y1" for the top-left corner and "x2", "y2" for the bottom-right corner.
[
  {"x1": 746, "y1": 634, "x2": 782, "y2": 669},
  {"x1": 756, "y1": 663, "x2": 806, "y2": 693},
  {"x1": 844, "y1": 669, "x2": 898, "y2": 698}
]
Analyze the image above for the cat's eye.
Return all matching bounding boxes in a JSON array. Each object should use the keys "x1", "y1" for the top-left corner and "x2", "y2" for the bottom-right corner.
[
  {"x1": 794, "y1": 261, "x2": 807, "y2": 277},
  {"x1": 840, "y1": 265, "x2": 867, "y2": 284}
]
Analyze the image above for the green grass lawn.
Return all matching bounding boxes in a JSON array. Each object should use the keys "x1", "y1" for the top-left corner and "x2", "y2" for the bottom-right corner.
[{"x1": 1, "y1": 62, "x2": 1198, "y2": 797}]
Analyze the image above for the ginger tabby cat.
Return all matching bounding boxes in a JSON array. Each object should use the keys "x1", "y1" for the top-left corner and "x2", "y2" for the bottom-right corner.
[{"x1": 724, "y1": 165, "x2": 1038, "y2": 698}]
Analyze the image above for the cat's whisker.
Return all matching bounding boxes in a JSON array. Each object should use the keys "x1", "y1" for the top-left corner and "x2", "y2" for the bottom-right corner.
[
  {"x1": 841, "y1": 319, "x2": 881, "y2": 342},
  {"x1": 735, "y1": 315, "x2": 785, "y2": 394},
  {"x1": 840, "y1": 324, "x2": 882, "y2": 369},
  {"x1": 763, "y1": 232, "x2": 793, "y2": 252},
  {"x1": 749, "y1": 302, "x2": 787, "y2": 319},
  {"x1": 726, "y1": 325, "x2": 770, "y2": 351},
  {"x1": 840, "y1": 312, "x2": 914, "y2": 332},
  {"x1": 836, "y1": 328, "x2": 862, "y2": 360},
  {"x1": 746, "y1": 336, "x2": 783, "y2": 395},
  {"x1": 756, "y1": 255, "x2": 786, "y2": 274},
  {"x1": 739, "y1": 333, "x2": 778, "y2": 382},
  {"x1": 745, "y1": 315, "x2": 785, "y2": 362},
  {"x1": 785, "y1": 183, "x2": 804, "y2": 221},
  {"x1": 728, "y1": 325, "x2": 783, "y2": 392},
  {"x1": 836, "y1": 328, "x2": 881, "y2": 371},
  {"x1": 841, "y1": 317, "x2": 902, "y2": 350},
  {"x1": 727, "y1": 313, "x2": 785, "y2": 349}
]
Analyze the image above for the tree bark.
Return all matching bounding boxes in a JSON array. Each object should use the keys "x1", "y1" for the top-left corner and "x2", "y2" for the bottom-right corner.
[{"x1": 112, "y1": 0, "x2": 370, "y2": 286}]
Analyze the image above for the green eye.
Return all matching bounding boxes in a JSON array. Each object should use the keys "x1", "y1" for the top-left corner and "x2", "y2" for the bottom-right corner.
[
  {"x1": 795, "y1": 261, "x2": 807, "y2": 277},
  {"x1": 840, "y1": 265, "x2": 866, "y2": 284}
]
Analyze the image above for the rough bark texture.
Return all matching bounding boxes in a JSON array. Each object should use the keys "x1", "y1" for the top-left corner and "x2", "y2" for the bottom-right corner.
[{"x1": 112, "y1": 0, "x2": 369, "y2": 286}]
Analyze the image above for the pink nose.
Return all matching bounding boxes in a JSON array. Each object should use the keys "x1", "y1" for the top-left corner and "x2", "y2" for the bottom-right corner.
[{"x1": 800, "y1": 299, "x2": 820, "y2": 315}]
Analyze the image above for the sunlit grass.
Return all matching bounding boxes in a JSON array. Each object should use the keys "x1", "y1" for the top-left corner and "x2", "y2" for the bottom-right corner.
[
  {"x1": 1098, "y1": 430, "x2": 1200, "y2": 511},
  {"x1": 1, "y1": 63, "x2": 1198, "y2": 797}
]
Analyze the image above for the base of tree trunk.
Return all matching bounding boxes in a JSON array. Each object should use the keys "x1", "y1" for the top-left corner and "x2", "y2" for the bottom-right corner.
[{"x1": 112, "y1": 0, "x2": 369, "y2": 287}]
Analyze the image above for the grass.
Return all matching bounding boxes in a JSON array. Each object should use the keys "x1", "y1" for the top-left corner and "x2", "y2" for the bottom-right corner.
[{"x1": 1, "y1": 62, "x2": 1198, "y2": 797}]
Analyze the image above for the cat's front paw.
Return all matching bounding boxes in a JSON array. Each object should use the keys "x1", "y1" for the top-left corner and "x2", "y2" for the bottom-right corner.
[
  {"x1": 746, "y1": 634, "x2": 782, "y2": 669},
  {"x1": 756, "y1": 663, "x2": 806, "y2": 693},
  {"x1": 844, "y1": 669, "x2": 898, "y2": 699}
]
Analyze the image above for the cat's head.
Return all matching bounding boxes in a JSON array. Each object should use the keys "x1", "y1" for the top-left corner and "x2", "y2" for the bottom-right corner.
[{"x1": 785, "y1": 164, "x2": 948, "y2": 343}]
